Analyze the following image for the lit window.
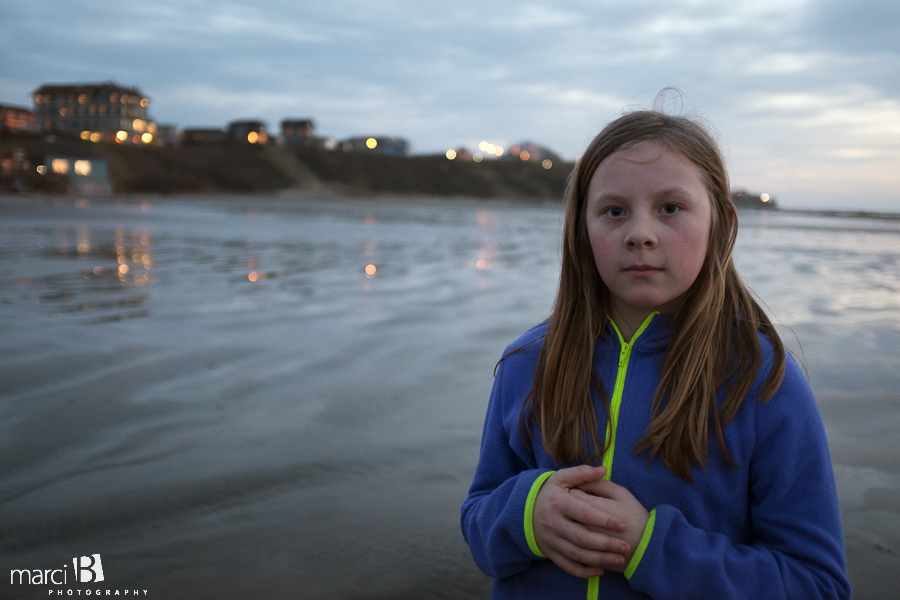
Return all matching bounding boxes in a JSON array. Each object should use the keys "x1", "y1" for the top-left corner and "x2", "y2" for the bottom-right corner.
[
  {"x1": 51, "y1": 158, "x2": 69, "y2": 174},
  {"x1": 74, "y1": 160, "x2": 92, "y2": 176}
]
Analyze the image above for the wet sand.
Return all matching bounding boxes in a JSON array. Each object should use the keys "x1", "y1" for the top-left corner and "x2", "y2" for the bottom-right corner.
[{"x1": 1, "y1": 195, "x2": 898, "y2": 598}]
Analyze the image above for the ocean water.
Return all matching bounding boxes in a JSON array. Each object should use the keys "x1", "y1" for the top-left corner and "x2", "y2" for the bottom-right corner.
[{"x1": 0, "y1": 194, "x2": 898, "y2": 599}]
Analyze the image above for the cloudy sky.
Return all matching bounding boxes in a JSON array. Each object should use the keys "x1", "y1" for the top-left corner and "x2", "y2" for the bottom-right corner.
[{"x1": 2, "y1": 0, "x2": 898, "y2": 209}]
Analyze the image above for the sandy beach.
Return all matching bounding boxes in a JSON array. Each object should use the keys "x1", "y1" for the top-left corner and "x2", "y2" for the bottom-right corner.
[{"x1": 1, "y1": 194, "x2": 898, "y2": 599}]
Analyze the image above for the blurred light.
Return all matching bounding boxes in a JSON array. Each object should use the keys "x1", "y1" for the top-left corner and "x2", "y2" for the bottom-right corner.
[
  {"x1": 520, "y1": 151, "x2": 531, "y2": 161},
  {"x1": 446, "y1": 149, "x2": 457, "y2": 160},
  {"x1": 118, "y1": 264, "x2": 129, "y2": 274},
  {"x1": 116, "y1": 130, "x2": 128, "y2": 142},
  {"x1": 90, "y1": 133, "x2": 101, "y2": 142},
  {"x1": 80, "y1": 131, "x2": 90, "y2": 140},
  {"x1": 93, "y1": 266, "x2": 103, "y2": 275},
  {"x1": 366, "y1": 137, "x2": 377, "y2": 149},
  {"x1": 247, "y1": 131, "x2": 259, "y2": 143},
  {"x1": 73, "y1": 160, "x2": 92, "y2": 176},
  {"x1": 542, "y1": 159, "x2": 552, "y2": 169},
  {"x1": 132, "y1": 135, "x2": 141, "y2": 144},
  {"x1": 486, "y1": 143, "x2": 496, "y2": 154},
  {"x1": 760, "y1": 193, "x2": 771, "y2": 202},
  {"x1": 478, "y1": 141, "x2": 489, "y2": 152},
  {"x1": 364, "y1": 213, "x2": 375, "y2": 224},
  {"x1": 51, "y1": 158, "x2": 69, "y2": 174},
  {"x1": 78, "y1": 94, "x2": 87, "y2": 104},
  {"x1": 36, "y1": 165, "x2": 47, "y2": 175},
  {"x1": 258, "y1": 132, "x2": 268, "y2": 144},
  {"x1": 248, "y1": 271, "x2": 259, "y2": 282},
  {"x1": 494, "y1": 146, "x2": 504, "y2": 157},
  {"x1": 476, "y1": 210, "x2": 495, "y2": 229},
  {"x1": 140, "y1": 98, "x2": 149, "y2": 107},
  {"x1": 133, "y1": 119, "x2": 146, "y2": 133},
  {"x1": 476, "y1": 259, "x2": 489, "y2": 270},
  {"x1": 365, "y1": 264, "x2": 377, "y2": 278},
  {"x1": 141, "y1": 133, "x2": 153, "y2": 144},
  {"x1": 473, "y1": 153, "x2": 483, "y2": 163}
]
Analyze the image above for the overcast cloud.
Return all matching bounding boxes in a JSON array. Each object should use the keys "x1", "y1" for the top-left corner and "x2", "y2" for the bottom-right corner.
[{"x1": 2, "y1": 0, "x2": 898, "y2": 209}]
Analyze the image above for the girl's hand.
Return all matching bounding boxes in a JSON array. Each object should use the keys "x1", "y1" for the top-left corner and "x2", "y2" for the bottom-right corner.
[
  {"x1": 575, "y1": 477, "x2": 650, "y2": 572},
  {"x1": 532, "y1": 465, "x2": 631, "y2": 578}
]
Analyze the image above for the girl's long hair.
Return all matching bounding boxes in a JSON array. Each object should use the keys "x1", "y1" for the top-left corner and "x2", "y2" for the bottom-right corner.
[{"x1": 523, "y1": 110, "x2": 785, "y2": 482}]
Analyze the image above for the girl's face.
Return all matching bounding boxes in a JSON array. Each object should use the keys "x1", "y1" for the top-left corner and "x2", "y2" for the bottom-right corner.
[{"x1": 585, "y1": 140, "x2": 712, "y2": 328}]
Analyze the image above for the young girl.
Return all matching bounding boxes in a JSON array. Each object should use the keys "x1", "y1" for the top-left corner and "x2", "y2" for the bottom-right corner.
[{"x1": 461, "y1": 110, "x2": 851, "y2": 599}]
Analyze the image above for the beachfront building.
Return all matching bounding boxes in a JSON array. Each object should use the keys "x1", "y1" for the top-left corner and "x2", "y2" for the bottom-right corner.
[
  {"x1": 503, "y1": 141, "x2": 561, "y2": 164},
  {"x1": 228, "y1": 120, "x2": 268, "y2": 144},
  {"x1": 178, "y1": 128, "x2": 227, "y2": 144},
  {"x1": 0, "y1": 104, "x2": 37, "y2": 132},
  {"x1": 32, "y1": 82, "x2": 157, "y2": 144},
  {"x1": 281, "y1": 119, "x2": 315, "y2": 144},
  {"x1": 341, "y1": 136, "x2": 410, "y2": 156}
]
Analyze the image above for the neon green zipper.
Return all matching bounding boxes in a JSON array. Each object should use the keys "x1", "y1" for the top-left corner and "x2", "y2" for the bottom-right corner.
[
  {"x1": 586, "y1": 311, "x2": 658, "y2": 600},
  {"x1": 602, "y1": 312, "x2": 657, "y2": 480}
]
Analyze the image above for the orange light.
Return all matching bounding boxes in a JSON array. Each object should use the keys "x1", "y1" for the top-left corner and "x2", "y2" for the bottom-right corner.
[
  {"x1": 247, "y1": 131, "x2": 259, "y2": 143},
  {"x1": 520, "y1": 151, "x2": 531, "y2": 161},
  {"x1": 248, "y1": 271, "x2": 259, "y2": 282},
  {"x1": 365, "y1": 264, "x2": 376, "y2": 278}
]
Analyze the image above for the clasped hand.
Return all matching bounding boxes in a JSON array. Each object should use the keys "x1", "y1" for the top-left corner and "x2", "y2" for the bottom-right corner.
[{"x1": 531, "y1": 465, "x2": 649, "y2": 579}]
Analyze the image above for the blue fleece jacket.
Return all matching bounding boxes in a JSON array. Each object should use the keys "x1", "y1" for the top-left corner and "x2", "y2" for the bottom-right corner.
[{"x1": 461, "y1": 314, "x2": 850, "y2": 599}]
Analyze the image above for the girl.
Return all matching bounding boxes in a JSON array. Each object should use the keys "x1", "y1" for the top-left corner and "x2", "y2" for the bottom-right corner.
[{"x1": 461, "y1": 110, "x2": 850, "y2": 599}]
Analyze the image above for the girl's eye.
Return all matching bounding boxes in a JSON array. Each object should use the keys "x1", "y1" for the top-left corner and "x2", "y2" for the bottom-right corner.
[
  {"x1": 604, "y1": 207, "x2": 626, "y2": 218},
  {"x1": 660, "y1": 204, "x2": 680, "y2": 215}
]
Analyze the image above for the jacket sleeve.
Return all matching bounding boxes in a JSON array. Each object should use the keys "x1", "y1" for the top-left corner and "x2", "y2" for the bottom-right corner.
[
  {"x1": 626, "y1": 354, "x2": 851, "y2": 599},
  {"x1": 460, "y1": 355, "x2": 553, "y2": 579}
]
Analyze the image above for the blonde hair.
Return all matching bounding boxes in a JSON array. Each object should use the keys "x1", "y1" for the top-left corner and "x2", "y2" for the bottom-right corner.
[{"x1": 522, "y1": 110, "x2": 785, "y2": 481}]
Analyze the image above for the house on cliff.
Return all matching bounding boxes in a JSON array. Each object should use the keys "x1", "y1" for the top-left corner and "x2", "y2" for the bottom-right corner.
[
  {"x1": 32, "y1": 82, "x2": 156, "y2": 144},
  {"x1": 341, "y1": 136, "x2": 410, "y2": 156},
  {"x1": 228, "y1": 120, "x2": 268, "y2": 144},
  {"x1": 0, "y1": 103, "x2": 37, "y2": 133}
]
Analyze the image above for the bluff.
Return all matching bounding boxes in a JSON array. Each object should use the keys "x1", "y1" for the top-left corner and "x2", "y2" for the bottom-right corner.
[{"x1": 0, "y1": 133, "x2": 573, "y2": 199}]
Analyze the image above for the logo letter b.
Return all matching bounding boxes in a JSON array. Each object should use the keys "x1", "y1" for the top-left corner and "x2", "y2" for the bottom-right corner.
[{"x1": 73, "y1": 555, "x2": 104, "y2": 583}]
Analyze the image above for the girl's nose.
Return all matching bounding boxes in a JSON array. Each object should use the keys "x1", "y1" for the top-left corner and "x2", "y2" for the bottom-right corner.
[{"x1": 625, "y1": 214, "x2": 657, "y2": 248}]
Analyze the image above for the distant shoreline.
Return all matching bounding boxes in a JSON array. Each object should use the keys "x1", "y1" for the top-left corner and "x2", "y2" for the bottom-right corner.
[{"x1": 775, "y1": 207, "x2": 900, "y2": 220}]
